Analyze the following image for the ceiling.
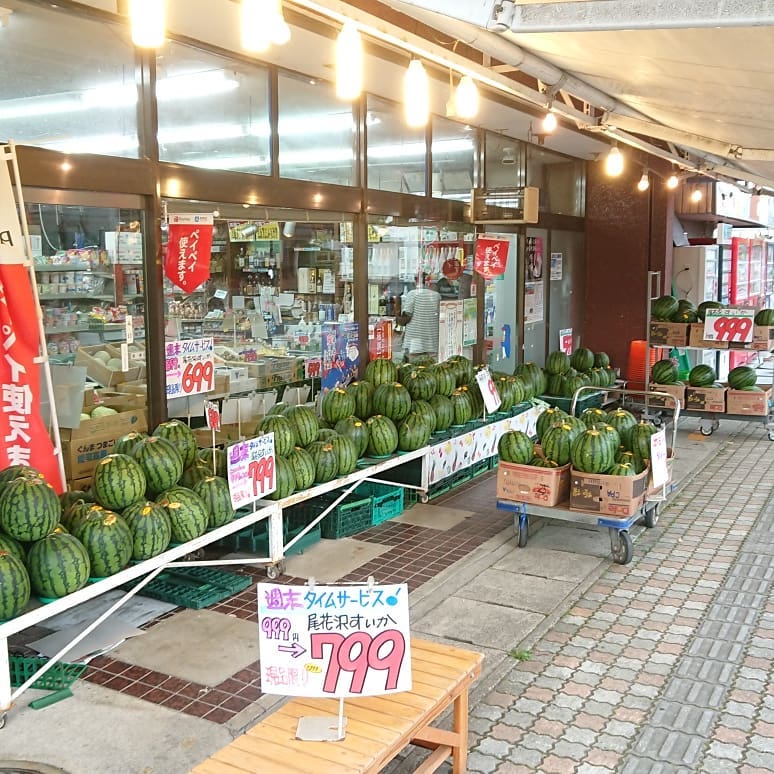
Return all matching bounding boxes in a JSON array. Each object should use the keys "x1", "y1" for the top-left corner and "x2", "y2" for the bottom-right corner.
[{"x1": 387, "y1": 0, "x2": 774, "y2": 192}]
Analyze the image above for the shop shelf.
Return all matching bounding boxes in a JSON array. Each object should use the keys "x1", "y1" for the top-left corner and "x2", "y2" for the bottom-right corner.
[
  {"x1": 9, "y1": 656, "x2": 87, "y2": 691},
  {"x1": 537, "y1": 391, "x2": 603, "y2": 416}
]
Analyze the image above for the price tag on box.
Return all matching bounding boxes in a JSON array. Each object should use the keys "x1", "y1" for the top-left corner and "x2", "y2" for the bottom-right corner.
[
  {"x1": 649, "y1": 429, "x2": 669, "y2": 489},
  {"x1": 227, "y1": 434, "x2": 276, "y2": 509},
  {"x1": 703, "y1": 308, "x2": 755, "y2": 343}
]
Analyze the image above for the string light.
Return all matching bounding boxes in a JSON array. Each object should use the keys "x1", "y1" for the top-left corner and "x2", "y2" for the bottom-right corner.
[
  {"x1": 128, "y1": 0, "x2": 166, "y2": 48},
  {"x1": 604, "y1": 143, "x2": 623, "y2": 177},
  {"x1": 691, "y1": 187, "x2": 703, "y2": 203},
  {"x1": 242, "y1": 0, "x2": 290, "y2": 52},
  {"x1": 542, "y1": 110, "x2": 557, "y2": 133},
  {"x1": 404, "y1": 59, "x2": 429, "y2": 128},
  {"x1": 637, "y1": 170, "x2": 650, "y2": 191},
  {"x1": 454, "y1": 75, "x2": 479, "y2": 119},
  {"x1": 666, "y1": 173, "x2": 679, "y2": 190},
  {"x1": 335, "y1": 21, "x2": 363, "y2": 101}
]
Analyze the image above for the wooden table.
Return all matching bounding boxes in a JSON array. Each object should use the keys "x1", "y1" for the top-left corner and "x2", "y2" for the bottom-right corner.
[{"x1": 191, "y1": 638, "x2": 484, "y2": 774}]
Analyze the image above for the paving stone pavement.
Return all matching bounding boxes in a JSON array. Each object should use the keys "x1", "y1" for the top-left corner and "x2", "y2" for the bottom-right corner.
[{"x1": 392, "y1": 422, "x2": 774, "y2": 773}]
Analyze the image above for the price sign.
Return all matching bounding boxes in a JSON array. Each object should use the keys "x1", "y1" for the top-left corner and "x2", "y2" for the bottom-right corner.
[
  {"x1": 649, "y1": 429, "x2": 669, "y2": 489},
  {"x1": 125, "y1": 314, "x2": 134, "y2": 345},
  {"x1": 257, "y1": 583, "x2": 412, "y2": 698},
  {"x1": 165, "y1": 337, "x2": 215, "y2": 398},
  {"x1": 204, "y1": 400, "x2": 221, "y2": 432},
  {"x1": 227, "y1": 434, "x2": 276, "y2": 508},
  {"x1": 559, "y1": 328, "x2": 573, "y2": 356},
  {"x1": 475, "y1": 367, "x2": 502, "y2": 414},
  {"x1": 704, "y1": 308, "x2": 755, "y2": 343}
]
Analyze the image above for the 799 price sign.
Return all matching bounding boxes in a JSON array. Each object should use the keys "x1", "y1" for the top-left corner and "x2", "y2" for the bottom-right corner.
[
  {"x1": 227, "y1": 434, "x2": 277, "y2": 509},
  {"x1": 703, "y1": 308, "x2": 755, "y2": 343}
]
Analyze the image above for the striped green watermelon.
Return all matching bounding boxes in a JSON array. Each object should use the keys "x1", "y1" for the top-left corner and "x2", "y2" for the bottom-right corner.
[
  {"x1": 541, "y1": 423, "x2": 576, "y2": 466},
  {"x1": 288, "y1": 446, "x2": 316, "y2": 491},
  {"x1": 606, "y1": 408, "x2": 638, "y2": 448},
  {"x1": 373, "y1": 382, "x2": 412, "y2": 422},
  {"x1": 364, "y1": 358, "x2": 398, "y2": 386},
  {"x1": 536, "y1": 407, "x2": 568, "y2": 440},
  {"x1": 449, "y1": 389, "x2": 473, "y2": 425},
  {"x1": 197, "y1": 448, "x2": 227, "y2": 478},
  {"x1": 410, "y1": 400, "x2": 437, "y2": 434},
  {"x1": 581, "y1": 407, "x2": 608, "y2": 428},
  {"x1": 630, "y1": 422, "x2": 658, "y2": 460},
  {"x1": 432, "y1": 364, "x2": 457, "y2": 397},
  {"x1": 283, "y1": 405, "x2": 319, "y2": 447},
  {"x1": 594, "y1": 424, "x2": 621, "y2": 460},
  {"x1": 689, "y1": 364, "x2": 716, "y2": 387},
  {"x1": 671, "y1": 307, "x2": 698, "y2": 323},
  {"x1": 132, "y1": 436, "x2": 184, "y2": 496},
  {"x1": 463, "y1": 382, "x2": 485, "y2": 420},
  {"x1": 153, "y1": 420, "x2": 197, "y2": 468},
  {"x1": 78, "y1": 512, "x2": 132, "y2": 577},
  {"x1": 498, "y1": 431, "x2": 534, "y2": 464},
  {"x1": 59, "y1": 489, "x2": 94, "y2": 509},
  {"x1": 156, "y1": 486, "x2": 209, "y2": 543},
  {"x1": 330, "y1": 435, "x2": 358, "y2": 476},
  {"x1": 113, "y1": 431, "x2": 148, "y2": 456},
  {"x1": 306, "y1": 442, "x2": 339, "y2": 483},
  {"x1": 265, "y1": 456, "x2": 296, "y2": 501},
  {"x1": 446, "y1": 355, "x2": 474, "y2": 386},
  {"x1": 616, "y1": 449, "x2": 641, "y2": 471},
  {"x1": 30, "y1": 536, "x2": 98, "y2": 612},
  {"x1": 610, "y1": 462, "x2": 636, "y2": 476},
  {"x1": 346, "y1": 381, "x2": 375, "y2": 420},
  {"x1": 398, "y1": 412, "x2": 432, "y2": 452},
  {"x1": 401, "y1": 367, "x2": 437, "y2": 401},
  {"x1": 697, "y1": 300, "x2": 724, "y2": 321},
  {"x1": 728, "y1": 365, "x2": 757, "y2": 390},
  {"x1": 570, "y1": 429, "x2": 611, "y2": 473},
  {"x1": 532, "y1": 457, "x2": 559, "y2": 468},
  {"x1": 514, "y1": 362, "x2": 545, "y2": 396},
  {"x1": 179, "y1": 460, "x2": 213, "y2": 490},
  {"x1": 268, "y1": 402, "x2": 288, "y2": 416},
  {"x1": 93, "y1": 453, "x2": 146, "y2": 511},
  {"x1": 651, "y1": 359, "x2": 678, "y2": 385},
  {"x1": 120, "y1": 500, "x2": 172, "y2": 560},
  {"x1": 334, "y1": 416, "x2": 369, "y2": 457},
  {"x1": 321, "y1": 388, "x2": 356, "y2": 425},
  {"x1": 651, "y1": 295, "x2": 679, "y2": 321},
  {"x1": 317, "y1": 428, "x2": 338, "y2": 442},
  {"x1": 562, "y1": 375, "x2": 588, "y2": 398},
  {"x1": 0, "y1": 465, "x2": 45, "y2": 497},
  {"x1": 0, "y1": 532, "x2": 25, "y2": 564},
  {"x1": 547, "y1": 373, "x2": 566, "y2": 397},
  {"x1": 68, "y1": 504, "x2": 110, "y2": 539},
  {"x1": 192, "y1": 477, "x2": 234, "y2": 528},
  {"x1": 429, "y1": 394, "x2": 454, "y2": 431},
  {"x1": 594, "y1": 352, "x2": 610, "y2": 368},
  {"x1": 365, "y1": 415, "x2": 399, "y2": 456},
  {"x1": 754, "y1": 308, "x2": 774, "y2": 325},
  {"x1": 0, "y1": 549, "x2": 30, "y2": 618},
  {"x1": 493, "y1": 376, "x2": 515, "y2": 408},
  {"x1": 258, "y1": 414, "x2": 297, "y2": 457},
  {"x1": 570, "y1": 348, "x2": 594, "y2": 373},
  {"x1": 0, "y1": 477, "x2": 60, "y2": 542},
  {"x1": 546, "y1": 351, "x2": 570, "y2": 375}
]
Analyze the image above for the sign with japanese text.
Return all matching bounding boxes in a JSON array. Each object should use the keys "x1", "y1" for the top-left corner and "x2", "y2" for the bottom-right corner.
[
  {"x1": 165, "y1": 337, "x2": 215, "y2": 398},
  {"x1": 322, "y1": 322, "x2": 360, "y2": 390},
  {"x1": 473, "y1": 235, "x2": 509, "y2": 279},
  {"x1": 462, "y1": 298, "x2": 478, "y2": 347},
  {"x1": 165, "y1": 213, "x2": 214, "y2": 293},
  {"x1": 649, "y1": 429, "x2": 669, "y2": 489},
  {"x1": 703, "y1": 307, "x2": 755, "y2": 343},
  {"x1": 0, "y1": 151, "x2": 62, "y2": 490},
  {"x1": 257, "y1": 583, "x2": 412, "y2": 698},
  {"x1": 475, "y1": 368, "x2": 502, "y2": 414},
  {"x1": 227, "y1": 434, "x2": 276, "y2": 509},
  {"x1": 204, "y1": 400, "x2": 221, "y2": 431},
  {"x1": 559, "y1": 328, "x2": 573, "y2": 356},
  {"x1": 526, "y1": 236, "x2": 543, "y2": 280},
  {"x1": 368, "y1": 319, "x2": 393, "y2": 361},
  {"x1": 438, "y1": 300, "x2": 463, "y2": 361}
]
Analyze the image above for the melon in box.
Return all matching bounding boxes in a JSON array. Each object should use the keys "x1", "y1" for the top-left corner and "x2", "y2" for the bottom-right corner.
[
  {"x1": 570, "y1": 466, "x2": 649, "y2": 517},
  {"x1": 75, "y1": 344, "x2": 144, "y2": 387},
  {"x1": 496, "y1": 459, "x2": 571, "y2": 507}
]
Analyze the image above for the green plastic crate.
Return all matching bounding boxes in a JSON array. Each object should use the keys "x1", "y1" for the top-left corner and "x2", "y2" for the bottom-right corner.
[
  {"x1": 9, "y1": 656, "x2": 87, "y2": 691},
  {"x1": 488, "y1": 453, "x2": 500, "y2": 470},
  {"x1": 450, "y1": 467, "x2": 473, "y2": 489},
  {"x1": 356, "y1": 481, "x2": 404, "y2": 526},
  {"x1": 165, "y1": 566, "x2": 251, "y2": 595},
  {"x1": 126, "y1": 567, "x2": 250, "y2": 609},
  {"x1": 284, "y1": 523, "x2": 322, "y2": 555},
  {"x1": 538, "y1": 391, "x2": 603, "y2": 416},
  {"x1": 428, "y1": 479, "x2": 451, "y2": 500},
  {"x1": 320, "y1": 495, "x2": 373, "y2": 539},
  {"x1": 470, "y1": 458, "x2": 490, "y2": 479}
]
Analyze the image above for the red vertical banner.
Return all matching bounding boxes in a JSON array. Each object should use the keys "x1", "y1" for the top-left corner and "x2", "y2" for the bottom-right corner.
[
  {"x1": 165, "y1": 213, "x2": 214, "y2": 293},
  {"x1": 473, "y1": 235, "x2": 509, "y2": 279},
  {"x1": 369, "y1": 319, "x2": 393, "y2": 361}
]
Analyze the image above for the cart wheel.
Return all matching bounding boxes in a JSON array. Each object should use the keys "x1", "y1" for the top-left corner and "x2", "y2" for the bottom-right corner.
[
  {"x1": 700, "y1": 423, "x2": 714, "y2": 436},
  {"x1": 712, "y1": 419, "x2": 720, "y2": 432},
  {"x1": 419, "y1": 493, "x2": 429, "y2": 504},
  {"x1": 643, "y1": 503, "x2": 659, "y2": 529},
  {"x1": 652, "y1": 416, "x2": 663, "y2": 428},
  {"x1": 612, "y1": 530, "x2": 633, "y2": 565},
  {"x1": 266, "y1": 562, "x2": 285, "y2": 580},
  {"x1": 769, "y1": 430, "x2": 774, "y2": 441},
  {"x1": 516, "y1": 514, "x2": 529, "y2": 548}
]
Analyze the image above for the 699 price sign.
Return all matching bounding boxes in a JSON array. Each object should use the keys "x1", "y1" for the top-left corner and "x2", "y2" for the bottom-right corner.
[
  {"x1": 227, "y1": 434, "x2": 277, "y2": 508},
  {"x1": 165, "y1": 337, "x2": 215, "y2": 398},
  {"x1": 257, "y1": 583, "x2": 412, "y2": 698}
]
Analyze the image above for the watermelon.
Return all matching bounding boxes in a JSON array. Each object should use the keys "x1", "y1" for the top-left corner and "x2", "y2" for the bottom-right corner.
[
  {"x1": 93, "y1": 453, "x2": 146, "y2": 511},
  {"x1": 563, "y1": 375, "x2": 588, "y2": 398},
  {"x1": 671, "y1": 308, "x2": 698, "y2": 323},
  {"x1": 447, "y1": 355, "x2": 474, "y2": 386},
  {"x1": 334, "y1": 416, "x2": 369, "y2": 457},
  {"x1": 547, "y1": 373, "x2": 566, "y2": 397},
  {"x1": 498, "y1": 431, "x2": 534, "y2": 464},
  {"x1": 197, "y1": 448, "x2": 227, "y2": 478},
  {"x1": 410, "y1": 400, "x2": 437, "y2": 434},
  {"x1": 651, "y1": 359, "x2": 678, "y2": 385},
  {"x1": 114, "y1": 431, "x2": 148, "y2": 456},
  {"x1": 0, "y1": 532, "x2": 25, "y2": 564},
  {"x1": 283, "y1": 405, "x2": 319, "y2": 447},
  {"x1": 449, "y1": 389, "x2": 473, "y2": 425},
  {"x1": 570, "y1": 348, "x2": 595, "y2": 373},
  {"x1": 68, "y1": 504, "x2": 110, "y2": 539},
  {"x1": 288, "y1": 446, "x2": 316, "y2": 491},
  {"x1": 581, "y1": 407, "x2": 607, "y2": 428},
  {"x1": 192, "y1": 477, "x2": 234, "y2": 528},
  {"x1": 697, "y1": 300, "x2": 724, "y2": 321},
  {"x1": 514, "y1": 362, "x2": 544, "y2": 396},
  {"x1": 401, "y1": 367, "x2": 437, "y2": 401},
  {"x1": 594, "y1": 352, "x2": 610, "y2": 369},
  {"x1": 78, "y1": 512, "x2": 132, "y2": 577},
  {"x1": 59, "y1": 489, "x2": 94, "y2": 509},
  {"x1": 428, "y1": 394, "x2": 454, "y2": 431},
  {"x1": 630, "y1": 422, "x2": 658, "y2": 459},
  {"x1": 153, "y1": 420, "x2": 197, "y2": 468},
  {"x1": 606, "y1": 408, "x2": 638, "y2": 448},
  {"x1": 330, "y1": 435, "x2": 358, "y2": 476},
  {"x1": 570, "y1": 429, "x2": 610, "y2": 474},
  {"x1": 321, "y1": 388, "x2": 356, "y2": 425},
  {"x1": 156, "y1": 486, "x2": 209, "y2": 543},
  {"x1": 432, "y1": 364, "x2": 457, "y2": 397},
  {"x1": 364, "y1": 358, "x2": 398, "y2": 386},
  {"x1": 346, "y1": 381, "x2": 375, "y2": 420},
  {"x1": 132, "y1": 436, "x2": 184, "y2": 496},
  {"x1": 651, "y1": 295, "x2": 679, "y2": 321},
  {"x1": 728, "y1": 365, "x2": 758, "y2": 390},
  {"x1": 533, "y1": 458, "x2": 559, "y2": 469},
  {"x1": 0, "y1": 549, "x2": 30, "y2": 618},
  {"x1": 365, "y1": 415, "x2": 399, "y2": 456},
  {"x1": 541, "y1": 423, "x2": 575, "y2": 466},
  {"x1": 546, "y1": 351, "x2": 570, "y2": 375},
  {"x1": 688, "y1": 364, "x2": 716, "y2": 387},
  {"x1": 464, "y1": 382, "x2": 485, "y2": 420},
  {"x1": 754, "y1": 308, "x2": 774, "y2": 326},
  {"x1": 0, "y1": 477, "x2": 60, "y2": 543},
  {"x1": 373, "y1": 382, "x2": 412, "y2": 422},
  {"x1": 180, "y1": 459, "x2": 215, "y2": 489},
  {"x1": 307, "y1": 442, "x2": 339, "y2": 483},
  {"x1": 397, "y1": 412, "x2": 432, "y2": 452},
  {"x1": 536, "y1": 407, "x2": 569, "y2": 440},
  {"x1": 616, "y1": 449, "x2": 641, "y2": 471},
  {"x1": 0, "y1": 465, "x2": 45, "y2": 496},
  {"x1": 610, "y1": 462, "x2": 636, "y2": 476},
  {"x1": 258, "y1": 414, "x2": 297, "y2": 457},
  {"x1": 265, "y1": 456, "x2": 296, "y2": 500},
  {"x1": 121, "y1": 500, "x2": 172, "y2": 560}
]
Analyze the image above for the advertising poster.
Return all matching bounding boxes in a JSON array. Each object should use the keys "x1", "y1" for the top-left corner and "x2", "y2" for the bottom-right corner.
[
  {"x1": 550, "y1": 252, "x2": 563, "y2": 280},
  {"x1": 165, "y1": 337, "x2": 215, "y2": 398},
  {"x1": 473, "y1": 235, "x2": 509, "y2": 279},
  {"x1": 526, "y1": 236, "x2": 544, "y2": 280},
  {"x1": 438, "y1": 300, "x2": 463, "y2": 361},
  {"x1": 559, "y1": 328, "x2": 574, "y2": 356},
  {"x1": 524, "y1": 282, "x2": 544, "y2": 324},
  {"x1": 165, "y1": 213, "x2": 214, "y2": 293},
  {"x1": 258, "y1": 583, "x2": 412, "y2": 697},
  {"x1": 368, "y1": 319, "x2": 393, "y2": 361},
  {"x1": 462, "y1": 298, "x2": 478, "y2": 347},
  {"x1": 321, "y1": 321, "x2": 360, "y2": 390}
]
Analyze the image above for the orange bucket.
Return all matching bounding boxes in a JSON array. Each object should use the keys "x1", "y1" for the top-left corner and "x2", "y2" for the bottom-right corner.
[{"x1": 627, "y1": 340, "x2": 657, "y2": 389}]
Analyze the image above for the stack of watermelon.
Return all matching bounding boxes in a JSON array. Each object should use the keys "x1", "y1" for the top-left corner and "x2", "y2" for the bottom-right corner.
[
  {"x1": 542, "y1": 347, "x2": 618, "y2": 398},
  {"x1": 651, "y1": 294, "x2": 728, "y2": 324}
]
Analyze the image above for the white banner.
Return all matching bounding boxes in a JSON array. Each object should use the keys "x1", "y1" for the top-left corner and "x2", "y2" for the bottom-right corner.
[{"x1": 0, "y1": 148, "x2": 25, "y2": 265}]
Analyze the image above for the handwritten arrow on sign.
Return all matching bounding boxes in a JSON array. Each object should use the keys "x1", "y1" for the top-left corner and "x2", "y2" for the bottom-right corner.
[{"x1": 278, "y1": 642, "x2": 307, "y2": 658}]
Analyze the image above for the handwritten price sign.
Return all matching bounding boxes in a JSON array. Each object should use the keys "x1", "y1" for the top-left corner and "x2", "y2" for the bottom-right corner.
[
  {"x1": 257, "y1": 583, "x2": 412, "y2": 698},
  {"x1": 165, "y1": 337, "x2": 215, "y2": 398},
  {"x1": 227, "y1": 434, "x2": 276, "y2": 508},
  {"x1": 475, "y1": 367, "x2": 502, "y2": 414},
  {"x1": 703, "y1": 308, "x2": 755, "y2": 343}
]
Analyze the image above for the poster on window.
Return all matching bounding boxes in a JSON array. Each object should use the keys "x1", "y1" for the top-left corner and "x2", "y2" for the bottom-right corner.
[
  {"x1": 524, "y1": 281, "x2": 544, "y2": 324},
  {"x1": 438, "y1": 300, "x2": 463, "y2": 361},
  {"x1": 165, "y1": 213, "x2": 214, "y2": 293},
  {"x1": 473, "y1": 235, "x2": 509, "y2": 279},
  {"x1": 526, "y1": 236, "x2": 544, "y2": 280},
  {"x1": 462, "y1": 298, "x2": 478, "y2": 347},
  {"x1": 550, "y1": 252, "x2": 563, "y2": 281},
  {"x1": 321, "y1": 322, "x2": 360, "y2": 390}
]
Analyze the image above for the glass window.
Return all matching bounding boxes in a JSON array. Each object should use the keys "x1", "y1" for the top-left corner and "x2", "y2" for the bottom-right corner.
[
  {"x1": 278, "y1": 73, "x2": 355, "y2": 186},
  {"x1": 431, "y1": 116, "x2": 475, "y2": 201},
  {"x1": 526, "y1": 145, "x2": 586, "y2": 217},
  {"x1": 0, "y1": 5, "x2": 138, "y2": 157},
  {"x1": 484, "y1": 132, "x2": 526, "y2": 189},
  {"x1": 157, "y1": 42, "x2": 270, "y2": 174},
  {"x1": 367, "y1": 96, "x2": 426, "y2": 195}
]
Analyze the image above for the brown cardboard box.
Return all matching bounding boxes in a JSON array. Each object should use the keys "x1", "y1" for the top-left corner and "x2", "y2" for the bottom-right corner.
[
  {"x1": 684, "y1": 386, "x2": 726, "y2": 412},
  {"x1": 649, "y1": 321, "x2": 689, "y2": 347},
  {"x1": 75, "y1": 344, "x2": 144, "y2": 387},
  {"x1": 82, "y1": 389, "x2": 146, "y2": 411},
  {"x1": 725, "y1": 387, "x2": 772, "y2": 416},
  {"x1": 61, "y1": 408, "x2": 148, "y2": 480},
  {"x1": 752, "y1": 325, "x2": 774, "y2": 351},
  {"x1": 496, "y1": 460, "x2": 571, "y2": 507},
  {"x1": 570, "y1": 467, "x2": 649, "y2": 517},
  {"x1": 649, "y1": 383, "x2": 685, "y2": 409},
  {"x1": 688, "y1": 323, "x2": 728, "y2": 349}
]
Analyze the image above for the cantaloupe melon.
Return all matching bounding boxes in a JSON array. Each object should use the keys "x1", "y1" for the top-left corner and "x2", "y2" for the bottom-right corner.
[
  {"x1": 106, "y1": 358, "x2": 123, "y2": 370},
  {"x1": 93, "y1": 350, "x2": 111, "y2": 364},
  {"x1": 91, "y1": 406, "x2": 118, "y2": 418}
]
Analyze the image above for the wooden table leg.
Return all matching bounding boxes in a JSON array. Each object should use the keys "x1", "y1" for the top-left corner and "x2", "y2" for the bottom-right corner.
[{"x1": 452, "y1": 685, "x2": 469, "y2": 774}]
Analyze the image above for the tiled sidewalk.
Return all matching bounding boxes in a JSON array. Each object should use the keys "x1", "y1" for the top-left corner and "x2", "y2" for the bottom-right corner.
[{"x1": 455, "y1": 424, "x2": 774, "y2": 773}]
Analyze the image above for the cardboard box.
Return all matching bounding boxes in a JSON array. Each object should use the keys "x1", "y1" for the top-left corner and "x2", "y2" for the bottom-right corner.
[
  {"x1": 570, "y1": 466, "x2": 649, "y2": 517},
  {"x1": 688, "y1": 323, "x2": 728, "y2": 349},
  {"x1": 82, "y1": 389, "x2": 146, "y2": 412},
  {"x1": 649, "y1": 321, "x2": 688, "y2": 347},
  {"x1": 496, "y1": 459, "x2": 571, "y2": 507},
  {"x1": 61, "y1": 408, "x2": 148, "y2": 480},
  {"x1": 684, "y1": 385, "x2": 726, "y2": 412},
  {"x1": 752, "y1": 325, "x2": 774, "y2": 351},
  {"x1": 75, "y1": 344, "x2": 144, "y2": 388},
  {"x1": 725, "y1": 386, "x2": 772, "y2": 416},
  {"x1": 649, "y1": 383, "x2": 685, "y2": 409}
]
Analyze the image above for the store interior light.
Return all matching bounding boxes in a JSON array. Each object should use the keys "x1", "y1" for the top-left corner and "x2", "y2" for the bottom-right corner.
[
  {"x1": 335, "y1": 21, "x2": 363, "y2": 101},
  {"x1": 604, "y1": 143, "x2": 624, "y2": 177},
  {"x1": 0, "y1": 7, "x2": 12, "y2": 28},
  {"x1": 637, "y1": 170, "x2": 650, "y2": 191},
  {"x1": 242, "y1": 0, "x2": 290, "y2": 52},
  {"x1": 454, "y1": 75, "x2": 479, "y2": 120},
  {"x1": 404, "y1": 59, "x2": 430, "y2": 128},
  {"x1": 128, "y1": 0, "x2": 166, "y2": 49},
  {"x1": 690, "y1": 187, "x2": 703, "y2": 203},
  {"x1": 542, "y1": 110, "x2": 557, "y2": 133},
  {"x1": 666, "y1": 173, "x2": 680, "y2": 190}
]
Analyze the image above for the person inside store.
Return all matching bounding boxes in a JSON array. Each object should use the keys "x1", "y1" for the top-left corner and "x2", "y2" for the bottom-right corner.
[{"x1": 399, "y1": 273, "x2": 441, "y2": 362}]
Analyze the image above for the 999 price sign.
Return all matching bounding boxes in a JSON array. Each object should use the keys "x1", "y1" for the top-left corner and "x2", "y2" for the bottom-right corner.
[
  {"x1": 227, "y1": 434, "x2": 276, "y2": 508},
  {"x1": 257, "y1": 582, "x2": 412, "y2": 698},
  {"x1": 165, "y1": 337, "x2": 215, "y2": 398},
  {"x1": 703, "y1": 308, "x2": 755, "y2": 343}
]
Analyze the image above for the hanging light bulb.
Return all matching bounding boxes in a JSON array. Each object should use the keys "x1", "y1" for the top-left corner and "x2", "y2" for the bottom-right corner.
[
  {"x1": 637, "y1": 170, "x2": 650, "y2": 191},
  {"x1": 404, "y1": 59, "x2": 429, "y2": 128},
  {"x1": 454, "y1": 75, "x2": 479, "y2": 119},
  {"x1": 691, "y1": 187, "x2": 703, "y2": 203},
  {"x1": 242, "y1": 0, "x2": 271, "y2": 52},
  {"x1": 666, "y1": 173, "x2": 679, "y2": 190},
  {"x1": 604, "y1": 144, "x2": 624, "y2": 177},
  {"x1": 128, "y1": 0, "x2": 166, "y2": 48},
  {"x1": 336, "y1": 21, "x2": 363, "y2": 101},
  {"x1": 269, "y1": 0, "x2": 291, "y2": 46},
  {"x1": 542, "y1": 110, "x2": 557, "y2": 133}
]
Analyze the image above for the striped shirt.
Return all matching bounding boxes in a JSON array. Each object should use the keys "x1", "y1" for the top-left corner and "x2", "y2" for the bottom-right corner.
[{"x1": 402, "y1": 288, "x2": 441, "y2": 356}]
